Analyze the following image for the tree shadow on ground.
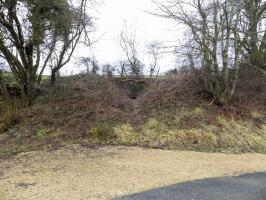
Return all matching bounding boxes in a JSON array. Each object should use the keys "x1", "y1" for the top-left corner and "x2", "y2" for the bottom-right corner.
[{"x1": 116, "y1": 173, "x2": 266, "y2": 200}]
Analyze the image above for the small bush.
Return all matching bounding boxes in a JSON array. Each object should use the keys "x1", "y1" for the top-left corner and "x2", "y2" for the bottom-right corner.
[
  {"x1": 114, "y1": 124, "x2": 136, "y2": 145},
  {"x1": 90, "y1": 120, "x2": 115, "y2": 140},
  {"x1": 36, "y1": 128, "x2": 48, "y2": 140},
  {"x1": 139, "y1": 118, "x2": 176, "y2": 148}
]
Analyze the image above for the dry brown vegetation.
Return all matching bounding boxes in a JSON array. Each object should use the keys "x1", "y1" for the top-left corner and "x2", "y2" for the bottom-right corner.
[
  {"x1": 31, "y1": 74, "x2": 132, "y2": 133},
  {"x1": 0, "y1": 74, "x2": 133, "y2": 156},
  {"x1": 0, "y1": 98, "x2": 26, "y2": 132},
  {"x1": 0, "y1": 72, "x2": 265, "y2": 157}
]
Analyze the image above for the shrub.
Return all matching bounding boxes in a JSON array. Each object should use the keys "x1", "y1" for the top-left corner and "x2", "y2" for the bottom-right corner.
[
  {"x1": 90, "y1": 120, "x2": 115, "y2": 140},
  {"x1": 0, "y1": 98, "x2": 26, "y2": 132},
  {"x1": 114, "y1": 124, "x2": 136, "y2": 145},
  {"x1": 36, "y1": 128, "x2": 48, "y2": 140},
  {"x1": 140, "y1": 118, "x2": 176, "y2": 148}
]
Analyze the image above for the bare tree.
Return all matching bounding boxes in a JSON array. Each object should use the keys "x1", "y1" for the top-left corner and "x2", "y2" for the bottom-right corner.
[
  {"x1": 120, "y1": 23, "x2": 142, "y2": 77},
  {"x1": 146, "y1": 41, "x2": 162, "y2": 79},
  {"x1": 78, "y1": 56, "x2": 99, "y2": 74},
  {"x1": 242, "y1": 0, "x2": 266, "y2": 73},
  {"x1": 91, "y1": 59, "x2": 100, "y2": 74},
  {"x1": 117, "y1": 60, "x2": 128, "y2": 77},
  {"x1": 0, "y1": 0, "x2": 59, "y2": 101},
  {"x1": 0, "y1": 60, "x2": 9, "y2": 98},
  {"x1": 49, "y1": 0, "x2": 95, "y2": 84},
  {"x1": 152, "y1": 0, "x2": 261, "y2": 104},
  {"x1": 79, "y1": 57, "x2": 92, "y2": 74},
  {"x1": 102, "y1": 63, "x2": 115, "y2": 77},
  {"x1": 0, "y1": 0, "x2": 95, "y2": 102}
]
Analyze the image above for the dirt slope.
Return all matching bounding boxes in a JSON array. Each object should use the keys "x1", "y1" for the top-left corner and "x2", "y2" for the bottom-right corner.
[{"x1": 1, "y1": 145, "x2": 266, "y2": 200}]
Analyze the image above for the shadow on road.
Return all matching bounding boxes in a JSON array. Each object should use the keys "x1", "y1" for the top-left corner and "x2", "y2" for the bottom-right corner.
[{"x1": 116, "y1": 173, "x2": 266, "y2": 200}]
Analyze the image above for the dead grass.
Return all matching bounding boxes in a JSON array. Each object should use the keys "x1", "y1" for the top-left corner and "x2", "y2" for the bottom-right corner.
[
  {"x1": 113, "y1": 72, "x2": 266, "y2": 153},
  {"x1": 0, "y1": 97, "x2": 26, "y2": 133},
  {"x1": 0, "y1": 75, "x2": 133, "y2": 156},
  {"x1": 113, "y1": 108, "x2": 266, "y2": 153},
  {"x1": 138, "y1": 74, "x2": 206, "y2": 111},
  {"x1": 27, "y1": 74, "x2": 132, "y2": 134},
  {"x1": 0, "y1": 72, "x2": 265, "y2": 156}
]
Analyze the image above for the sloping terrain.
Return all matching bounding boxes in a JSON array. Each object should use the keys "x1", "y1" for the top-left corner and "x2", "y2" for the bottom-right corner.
[
  {"x1": 31, "y1": 74, "x2": 133, "y2": 133},
  {"x1": 0, "y1": 74, "x2": 133, "y2": 156},
  {"x1": 0, "y1": 72, "x2": 265, "y2": 156},
  {"x1": 127, "y1": 72, "x2": 266, "y2": 153}
]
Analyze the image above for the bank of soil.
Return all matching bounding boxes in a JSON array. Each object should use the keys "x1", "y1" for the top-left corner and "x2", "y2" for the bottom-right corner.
[{"x1": 1, "y1": 145, "x2": 266, "y2": 200}]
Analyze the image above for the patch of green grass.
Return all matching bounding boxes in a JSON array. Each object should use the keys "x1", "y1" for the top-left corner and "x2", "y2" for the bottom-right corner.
[
  {"x1": 36, "y1": 128, "x2": 48, "y2": 140},
  {"x1": 90, "y1": 120, "x2": 116, "y2": 141},
  {"x1": 114, "y1": 124, "x2": 136, "y2": 145},
  {"x1": 111, "y1": 109, "x2": 266, "y2": 153}
]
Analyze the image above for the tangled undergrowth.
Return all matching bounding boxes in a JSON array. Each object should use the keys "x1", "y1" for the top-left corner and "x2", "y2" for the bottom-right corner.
[{"x1": 0, "y1": 73, "x2": 265, "y2": 156}]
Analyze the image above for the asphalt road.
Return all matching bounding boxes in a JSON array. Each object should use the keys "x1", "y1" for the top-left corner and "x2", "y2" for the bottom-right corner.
[{"x1": 117, "y1": 173, "x2": 266, "y2": 200}]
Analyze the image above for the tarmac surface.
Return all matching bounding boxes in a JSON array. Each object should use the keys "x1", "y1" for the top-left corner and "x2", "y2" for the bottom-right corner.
[{"x1": 118, "y1": 173, "x2": 266, "y2": 200}]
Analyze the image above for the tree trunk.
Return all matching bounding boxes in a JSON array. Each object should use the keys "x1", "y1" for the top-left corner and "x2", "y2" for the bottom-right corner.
[
  {"x1": 51, "y1": 69, "x2": 57, "y2": 85},
  {"x1": 0, "y1": 70, "x2": 9, "y2": 99},
  {"x1": 217, "y1": 89, "x2": 231, "y2": 105},
  {"x1": 23, "y1": 77, "x2": 35, "y2": 105}
]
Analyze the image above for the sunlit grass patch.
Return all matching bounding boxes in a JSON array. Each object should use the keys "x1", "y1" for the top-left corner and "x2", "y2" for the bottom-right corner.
[
  {"x1": 111, "y1": 109, "x2": 266, "y2": 153},
  {"x1": 90, "y1": 120, "x2": 116, "y2": 141},
  {"x1": 114, "y1": 124, "x2": 136, "y2": 145}
]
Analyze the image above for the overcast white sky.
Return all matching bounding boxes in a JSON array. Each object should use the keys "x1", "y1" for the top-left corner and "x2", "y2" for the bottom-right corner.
[{"x1": 62, "y1": 0, "x2": 185, "y2": 75}]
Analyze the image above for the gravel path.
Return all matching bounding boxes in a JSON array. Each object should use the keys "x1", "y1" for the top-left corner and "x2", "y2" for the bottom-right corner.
[{"x1": 1, "y1": 145, "x2": 266, "y2": 200}]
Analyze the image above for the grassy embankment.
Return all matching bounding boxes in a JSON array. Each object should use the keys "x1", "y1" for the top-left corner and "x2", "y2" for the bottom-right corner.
[{"x1": 0, "y1": 72, "x2": 265, "y2": 157}]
